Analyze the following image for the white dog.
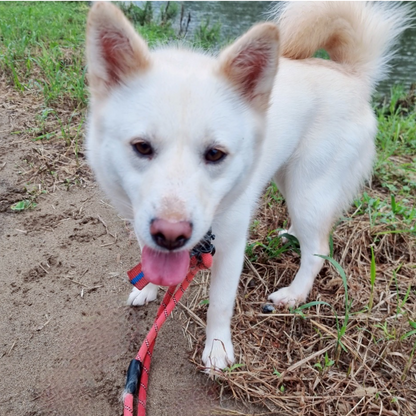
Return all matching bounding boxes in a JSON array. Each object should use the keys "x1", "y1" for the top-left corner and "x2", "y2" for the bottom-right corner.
[{"x1": 86, "y1": 2, "x2": 410, "y2": 370}]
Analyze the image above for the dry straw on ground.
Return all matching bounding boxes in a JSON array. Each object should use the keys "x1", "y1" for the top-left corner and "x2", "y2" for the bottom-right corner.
[{"x1": 181, "y1": 188, "x2": 416, "y2": 416}]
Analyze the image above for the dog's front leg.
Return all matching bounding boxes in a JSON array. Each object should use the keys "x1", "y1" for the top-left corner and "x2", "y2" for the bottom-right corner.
[{"x1": 202, "y1": 208, "x2": 250, "y2": 371}]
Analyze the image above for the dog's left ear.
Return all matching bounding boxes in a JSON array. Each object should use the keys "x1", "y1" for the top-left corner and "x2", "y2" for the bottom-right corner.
[{"x1": 218, "y1": 23, "x2": 279, "y2": 112}]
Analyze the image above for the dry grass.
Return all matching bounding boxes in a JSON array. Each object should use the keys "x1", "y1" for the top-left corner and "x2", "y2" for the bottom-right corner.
[{"x1": 181, "y1": 186, "x2": 416, "y2": 416}]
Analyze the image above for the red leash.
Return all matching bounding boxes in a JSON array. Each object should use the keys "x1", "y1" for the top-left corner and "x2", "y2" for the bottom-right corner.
[{"x1": 123, "y1": 232, "x2": 215, "y2": 416}]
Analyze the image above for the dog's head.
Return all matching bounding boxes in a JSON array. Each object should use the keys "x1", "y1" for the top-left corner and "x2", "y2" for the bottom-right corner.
[{"x1": 86, "y1": 2, "x2": 279, "y2": 285}]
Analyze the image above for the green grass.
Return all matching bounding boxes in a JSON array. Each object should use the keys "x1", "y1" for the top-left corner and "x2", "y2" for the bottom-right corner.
[
  {"x1": 0, "y1": 1, "x2": 222, "y2": 112},
  {"x1": 193, "y1": 18, "x2": 222, "y2": 50},
  {"x1": 10, "y1": 199, "x2": 37, "y2": 211},
  {"x1": 314, "y1": 352, "x2": 335, "y2": 372},
  {"x1": 373, "y1": 86, "x2": 416, "y2": 198},
  {"x1": 353, "y1": 192, "x2": 416, "y2": 231},
  {"x1": 351, "y1": 116, "x2": 416, "y2": 235},
  {"x1": 0, "y1": 2, "x2": 88, "y2": 107},
  {"x1": 245, "y1": 230, "x2": 300, "y2": 262}
]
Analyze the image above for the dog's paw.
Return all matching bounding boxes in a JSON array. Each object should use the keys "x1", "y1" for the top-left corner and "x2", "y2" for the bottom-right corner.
[
  {"x1": 202, "y1": 337, "x2": 234, "y2": 372},
  {"x1": 127, "y1": 284, "x2": 158, "y2": 306},
  {"x1": 268, "y1": 286, "x2": 307, "y2": 308}
]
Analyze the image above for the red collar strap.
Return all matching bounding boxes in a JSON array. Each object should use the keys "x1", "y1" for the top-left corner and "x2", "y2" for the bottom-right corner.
[{"x1": 123, "y1": 232, "x2": 215, "y2": 416}]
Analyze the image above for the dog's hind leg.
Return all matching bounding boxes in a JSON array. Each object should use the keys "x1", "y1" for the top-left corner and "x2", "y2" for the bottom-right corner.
[
  {"x1": 268, "y1": 113, "x2": 376, "y2": 308},
  {"x1": 268, "y1": 216, "x2": 331, "y2": 308},
  {"x1": 269, "y1": 158, "x2": 347, "y2": 307},
  {"x1": 268, "y1": 175, "x2": 337, "y2": 307}
]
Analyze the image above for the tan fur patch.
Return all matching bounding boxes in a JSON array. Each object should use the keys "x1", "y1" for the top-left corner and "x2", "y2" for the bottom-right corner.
[
  {"x1": 158, "y1": 196, "x2": 188, "y2": 222},
  {"x1": 300, "y1": 57, "x2": 354, "y2": 76}
]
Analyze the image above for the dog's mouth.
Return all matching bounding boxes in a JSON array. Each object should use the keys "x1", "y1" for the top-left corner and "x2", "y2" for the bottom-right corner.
[{"x1": 141, "y1": 246, "x2": 190, "y2": 286}]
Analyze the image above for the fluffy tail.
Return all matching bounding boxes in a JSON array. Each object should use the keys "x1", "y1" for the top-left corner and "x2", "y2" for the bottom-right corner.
[{"x1": 272, "y1": 2, "x2": 413, "y2": 89}]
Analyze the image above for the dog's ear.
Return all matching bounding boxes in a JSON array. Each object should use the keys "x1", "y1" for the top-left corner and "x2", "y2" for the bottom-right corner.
[
  {"x1": 218, "y1": 23, "x2": 279, "y2": 112},
  {"x1": 86, "y1": 2, "x2": 150, "y2": 98}
]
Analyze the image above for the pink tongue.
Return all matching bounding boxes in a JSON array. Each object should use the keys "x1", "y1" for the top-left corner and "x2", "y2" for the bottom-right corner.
[{"x1": 141, "y1": 246, "x2": 190, "y2": 286}]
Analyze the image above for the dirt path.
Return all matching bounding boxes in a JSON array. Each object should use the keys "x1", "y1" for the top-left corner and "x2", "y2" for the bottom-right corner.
[{"x1": 0, "y1": 96, "x2": 253, "y2": 416}]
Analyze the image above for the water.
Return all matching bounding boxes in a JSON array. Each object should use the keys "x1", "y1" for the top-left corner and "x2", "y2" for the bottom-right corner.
[{"x1": 133, "y1": 1, "x2": 416, "y2": 95}]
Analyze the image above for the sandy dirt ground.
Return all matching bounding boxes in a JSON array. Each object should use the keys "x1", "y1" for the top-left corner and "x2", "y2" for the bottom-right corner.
[{"x1": 0, "y1": 96, "x2": 258, "y2": 416}]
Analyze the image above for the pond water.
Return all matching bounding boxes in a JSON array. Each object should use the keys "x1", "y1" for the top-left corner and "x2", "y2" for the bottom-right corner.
[{"x1": 133, "y1": 1, "x2": 416, "y2": 95}]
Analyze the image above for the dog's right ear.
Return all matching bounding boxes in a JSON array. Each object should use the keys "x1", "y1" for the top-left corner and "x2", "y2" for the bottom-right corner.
[{"x1": 86, "y1": 2, "x2": 150, "y2": 98}]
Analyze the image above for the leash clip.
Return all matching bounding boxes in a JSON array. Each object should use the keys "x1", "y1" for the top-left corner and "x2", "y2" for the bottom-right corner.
[{"x1": 190, "y1": 229, "x2": 216, "y2": 262}]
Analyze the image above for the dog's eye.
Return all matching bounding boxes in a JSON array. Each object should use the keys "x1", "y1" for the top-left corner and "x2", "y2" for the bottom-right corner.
[
  {"x1": 204, "y1": 147, "x2": 227, "y2": 163},
  {"x1": 133, "y1": 141, "x2": 154, "y2": 158}
]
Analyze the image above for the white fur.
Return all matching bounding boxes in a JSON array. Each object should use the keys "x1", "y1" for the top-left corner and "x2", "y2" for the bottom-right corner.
[
  {"x1": 86, "y1": 2, "x2": 410, "y2": 370},
  {"x1": 127, "y1": 284, "x2": 158, "y2": 306}
]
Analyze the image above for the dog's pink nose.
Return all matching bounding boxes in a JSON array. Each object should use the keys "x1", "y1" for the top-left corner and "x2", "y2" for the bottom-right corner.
[{"x1": 150, "y1": 219, "x2": 192, "y2": 250}]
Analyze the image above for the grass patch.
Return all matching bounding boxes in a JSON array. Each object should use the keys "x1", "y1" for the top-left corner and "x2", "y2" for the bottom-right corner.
[
  {"x1": 0, "y1": 1, "x2": 223, "y2": 106},
  {"x1": 374, "y1": 85, "x2": 416, "y2": 198},
  {"x1": 0, "y1": 1, "x2": 188, "y2": 109},
  {"x1": 0, "y1": 1, "x2": 88, "y2": 107}
]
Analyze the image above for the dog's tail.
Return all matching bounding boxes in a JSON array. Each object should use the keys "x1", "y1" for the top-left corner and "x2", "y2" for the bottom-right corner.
[{"x1": 272, "y1": 2, "x2": 413, "y2": 89}]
